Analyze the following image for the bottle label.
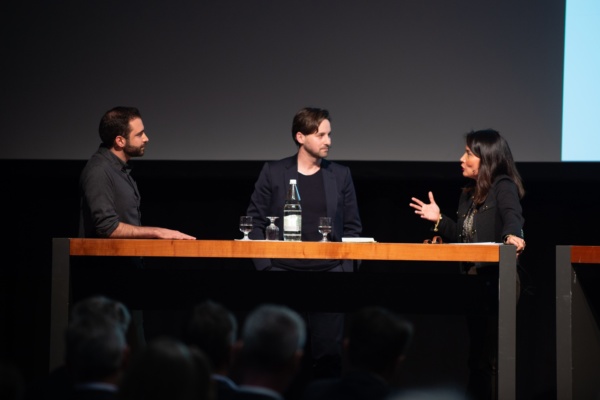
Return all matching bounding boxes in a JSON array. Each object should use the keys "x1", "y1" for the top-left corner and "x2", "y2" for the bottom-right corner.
[{"x1": 284, "y1": 215, "x2": 301, "y2": 232}]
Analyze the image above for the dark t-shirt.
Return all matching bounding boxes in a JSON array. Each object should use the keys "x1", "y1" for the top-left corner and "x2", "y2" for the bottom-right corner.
[{"x1": 271, "y1": 170, "x2": 339, "y2": 271}]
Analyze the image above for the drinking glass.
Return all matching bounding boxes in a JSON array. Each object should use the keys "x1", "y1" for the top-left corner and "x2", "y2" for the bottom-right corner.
[
  {"x1": 266, "y1": 216, "x2": 279, "y2": 240},
  {"x1": 318, "y1": 217, "x2": 332, "y2": 242},
  {"x1": 239, "y1": 216, "x2": 253, "y2": 240}
]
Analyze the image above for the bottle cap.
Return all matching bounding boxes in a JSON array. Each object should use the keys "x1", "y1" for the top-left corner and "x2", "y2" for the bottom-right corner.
[{"x1": 290, "y1": 179, "x2": 297, "y2": 184}]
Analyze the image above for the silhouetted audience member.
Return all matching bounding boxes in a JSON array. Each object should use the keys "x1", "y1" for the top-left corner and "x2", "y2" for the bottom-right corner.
[
  {"x1": 0, "y1": 361, "x2": 25, "y2": 400},
  {"x1": 118, "y1": 337, "x2": 211, "y2": 400},
  {"x1": 24, "y1": 296, "x2": 131, "y2": 400},
  {"x1": 71, "y1": 295, "x2": 132, "y2": 335},
  {"x1": 190, "y1": 347, "x2": 215, "y2": 400},
  {"x1": 65, "y1": 316, "x2": 129, "y2": 400},
  {"x1": 233, "y1": 304, "x2": 306, "y2": 400},
  {"x1": 385, "y1": 388, "x2": 467, "y2": 400},
  {"x1": 183, "y1": 300, "x2": 238, "y2": 400},
  {"x1": 301, "y1": 306, "x2": 413, "y2": 400}
]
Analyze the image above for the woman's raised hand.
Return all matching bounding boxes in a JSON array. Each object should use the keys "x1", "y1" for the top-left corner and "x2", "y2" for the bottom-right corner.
[{"x1": 409, "y1": 191, "x2": 441, "y2": 222}]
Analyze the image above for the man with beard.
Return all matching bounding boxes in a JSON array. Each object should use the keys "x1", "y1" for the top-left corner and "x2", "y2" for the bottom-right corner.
[
  {"x1": 79, "y1": 106, "x2": 195, "y2": 240},
  {"x1": 245, "y1": 107, "x2": 362, "y2": 379},
  {"x1": 78, "y1": 106, "x2": 195, "y2": 348}
]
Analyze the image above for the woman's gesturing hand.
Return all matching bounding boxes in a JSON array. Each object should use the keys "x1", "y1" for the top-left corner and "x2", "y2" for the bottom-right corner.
[{"x1": 409, "y1": 191, "x2": 441, "y2": 223}]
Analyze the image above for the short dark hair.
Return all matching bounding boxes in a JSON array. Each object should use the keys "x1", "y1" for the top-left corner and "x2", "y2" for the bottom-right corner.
[
  {"x1": 346, "y1": 306, "x2": 413, "y2": 374},
  {"x1": 65, "y1": 316, "x2": 127, "y2": 383},
  {"x1": 291, "y1": 107, "x2": 330, "y2": 146},
  {"x1": 183, "y1": 300, "x2": 238, "y2": 370},
  {"x1": 118, "y1": 338, "x2": 208, "y2": 400},
  {"x1": 98, "y1": 106, "x2": 142, "y2": 146},
  {"x1": 241, "y1": 304, "x2": 306, "y2": 372}
]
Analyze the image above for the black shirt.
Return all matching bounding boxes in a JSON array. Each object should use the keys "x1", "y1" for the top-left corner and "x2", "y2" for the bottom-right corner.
[
  {"x1": 298, "y1": 170, "x2": 327, "y2": 242},
  {"x1": 79, "y1": 146, "x2": 141, "y2": 238},
  {"x1": 271, "y1": 170, "x2": 339, "y2": 271}
]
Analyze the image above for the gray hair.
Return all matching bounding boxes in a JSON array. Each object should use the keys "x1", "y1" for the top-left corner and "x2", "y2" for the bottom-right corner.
[
  {"x1": 241, "y1": 304, "x2": 306, "y2": 371},
  {"x1": 71, "y1": 295, "x2": 131, "y2": 334},
  {"x1": 65, "y1": 316, "x2": 127, "y2": 382}
]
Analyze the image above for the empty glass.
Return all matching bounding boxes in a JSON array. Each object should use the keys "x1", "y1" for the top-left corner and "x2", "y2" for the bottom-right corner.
[
  {"x1": 239, "y1": 216, "x2": 253, "y2": 240},
  {"x1": 318, "y1": 217, "x2": 332, "y2": 242},
  {"x1": 266, "y1": 216, "x2": 280, "y2": 240}
]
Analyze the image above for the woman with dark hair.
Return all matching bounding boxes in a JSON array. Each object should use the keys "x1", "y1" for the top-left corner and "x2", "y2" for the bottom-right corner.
[
  {"x1": 409, "y1": 129, "x2": 525, "y2": 400},
  {"x1": 410, "y1": 129, "x2": 525, "y2": 251}
]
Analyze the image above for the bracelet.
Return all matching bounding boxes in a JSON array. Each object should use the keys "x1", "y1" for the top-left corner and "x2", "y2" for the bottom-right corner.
[{"x1": 433, "y1": 214, "x2": 442, "y2": 232}]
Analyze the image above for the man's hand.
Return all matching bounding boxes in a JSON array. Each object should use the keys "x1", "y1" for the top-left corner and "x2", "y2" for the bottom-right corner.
[
  {"x1": 153, "y1": 228, "x2": 196, "y2": 240},
  {"x1": 110, "y1": 223, "x2": 196, "y2": 239}
]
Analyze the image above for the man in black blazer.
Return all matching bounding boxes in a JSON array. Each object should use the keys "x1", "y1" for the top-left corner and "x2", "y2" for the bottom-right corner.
[
  {"x1": 246, "y1": 107, "x2": 362, "y2": 267},
  {"x1": 245, "y1": 107, "x2": 362, "y2": 378}
]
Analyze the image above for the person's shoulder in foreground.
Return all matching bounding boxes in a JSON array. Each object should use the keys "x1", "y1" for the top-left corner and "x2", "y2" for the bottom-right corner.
[
  {"x1": 233, "y1": 304, "x2": 306, "y2": 400},
  {"x1": 301, "y1": 306, "x2": 413, "y2": 400}
]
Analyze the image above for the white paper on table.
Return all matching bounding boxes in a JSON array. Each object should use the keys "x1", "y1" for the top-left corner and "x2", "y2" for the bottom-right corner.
[{"x1": 342, "y1": 237, "x2": 376, "y2": 243}]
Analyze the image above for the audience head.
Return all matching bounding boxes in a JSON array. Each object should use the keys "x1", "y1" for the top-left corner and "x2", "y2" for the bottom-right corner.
[
  {"x1": 345, "y1": 306, "x2": 413, "y2": 381},
  {"x1": 118, "y1": 337, "x2": 211, "y2": 400},
  {"x1": 64, "y1": 315, "x2": 128, "y2": 384},
  {"x1": 385, "y1": 387, "x2": 468, "y2": 400},
  {"x1": 239, "y1": 304, "x2": 306, "y2": 373},
  {"x1": 183, "y1": 300, "x2": 237, "y2": 373},
  {"x1": 99, "y1": 106, "x2": 142, "y2": 146},
  {"x1": 291, "y1": 107, "x2": 330, "y2": 146},
  {"x1": 71, "y1": 295, "x2": 131, "y2": 334},
  {"x1": 189, "y1": 347, "x2": 214, "y2": 400},
  {"x1": 0, "y1": 361, "x2": 24, "y2": 400}
]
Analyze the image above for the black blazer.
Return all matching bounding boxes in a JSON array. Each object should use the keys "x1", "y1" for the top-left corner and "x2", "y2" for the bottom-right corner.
[
  {"x1": 246, "y1": 155, "x2": 362, "y2": 270},
  {"x1": 436, "y1": 174, "x2": 524, "y2": 243}
]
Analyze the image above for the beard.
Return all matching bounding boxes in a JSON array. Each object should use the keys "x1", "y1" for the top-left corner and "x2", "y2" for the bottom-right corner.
[
  {"x1": 124, "y1": 143, "x2": 145, "y2": 158},
  {"x1": 304, "y1": 145, "x2": 329, "y2": 160}
]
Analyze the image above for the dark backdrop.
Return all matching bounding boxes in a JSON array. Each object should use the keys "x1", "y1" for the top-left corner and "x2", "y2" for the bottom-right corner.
[
  {"x1": 1, "y1": 0, "x2": 565, "y2": 162},
  {"x1": 2, "y1": 159, "x2": 599, "y2": 399}
]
